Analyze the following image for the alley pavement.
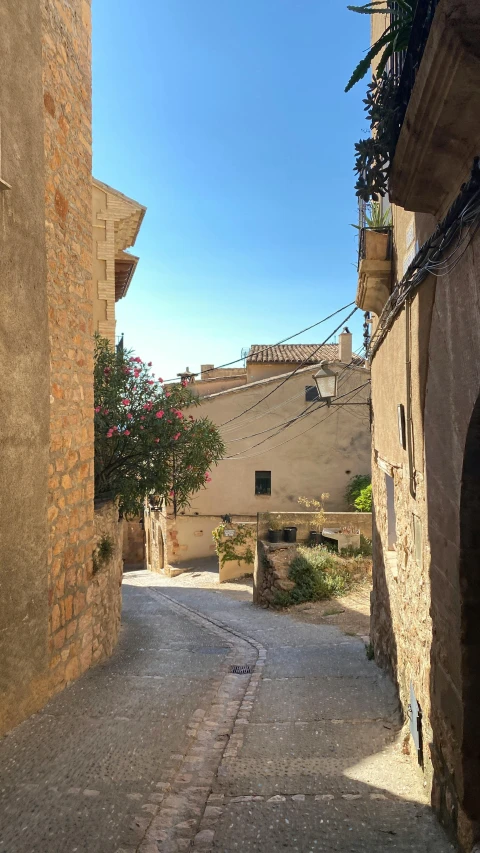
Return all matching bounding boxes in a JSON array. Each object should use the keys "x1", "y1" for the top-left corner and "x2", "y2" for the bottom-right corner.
[{"x1": 0, "y1": 570, "x2": 453, "y2": 852}]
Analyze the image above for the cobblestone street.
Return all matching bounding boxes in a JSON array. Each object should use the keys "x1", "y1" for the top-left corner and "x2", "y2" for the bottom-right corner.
[{"x1": 0, "y1": 571, "x2": 453, "y2": 852}]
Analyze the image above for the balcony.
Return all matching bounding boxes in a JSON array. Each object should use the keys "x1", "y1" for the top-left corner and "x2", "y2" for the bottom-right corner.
[{"x1": 390, "y1": 0, "x2": 480, "y2": 217}]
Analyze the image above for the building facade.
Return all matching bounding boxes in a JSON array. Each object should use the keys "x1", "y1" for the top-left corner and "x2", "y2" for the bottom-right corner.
[
  {"x1": 356, "y1": 1, "x2": 480, "y2": 847},
  {"x1": 0, "y1": 1, "x2": 130, "y2": 737},
  {"x1": 149, "y1": 333, "x2": 371, "y2": 569}
]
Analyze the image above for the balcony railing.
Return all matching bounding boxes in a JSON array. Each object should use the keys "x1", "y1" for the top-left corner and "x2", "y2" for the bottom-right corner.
[{"x1": 392, "y1": 0, "x2": 440, "y2": 148}]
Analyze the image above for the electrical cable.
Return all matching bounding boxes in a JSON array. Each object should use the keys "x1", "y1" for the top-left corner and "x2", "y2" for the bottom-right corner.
[
  {"x1": 220, "y1": 345, "x2": 366, "y2": 435},
  {"x1": 223, "y1": 381, "x2": 370, "y2": 459},
  {"x1": 223, "y1": 359, "x2": 368, "y2": 443},
  {"x1": 162, "y1": 301, "x2": 355, "y2": 383},
  {"x1": 223, "y1": 384, "x2": 369, "y2": 461},
  {"x1": 219, "y1": 306, "x2": 359, "y2": 427}
]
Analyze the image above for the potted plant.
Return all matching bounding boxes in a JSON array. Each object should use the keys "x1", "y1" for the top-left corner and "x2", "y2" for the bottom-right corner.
[
  {"x1": 353, "y1": 203, "x2": 392, "y2": 261},
  {"x1": 283, "y1": 526, "x2": 297, "y2": 543},
  {"x1": 267, "y1": 514, "x2": 283, "y2": 544}
]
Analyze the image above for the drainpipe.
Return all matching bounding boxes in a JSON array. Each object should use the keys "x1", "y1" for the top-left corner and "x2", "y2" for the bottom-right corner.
[{"x1": 405, "y1": 297, "x2": 416, "y2": 499}]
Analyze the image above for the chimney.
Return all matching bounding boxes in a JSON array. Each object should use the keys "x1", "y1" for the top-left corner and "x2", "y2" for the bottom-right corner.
[
  {"x1": 201, "y1": 363, "x2": 214, "y2": 379},
  {"x1": 338, "y1": 327, "x2": 352, "y2": 364}
]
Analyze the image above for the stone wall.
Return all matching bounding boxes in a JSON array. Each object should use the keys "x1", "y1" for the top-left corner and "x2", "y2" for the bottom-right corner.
[
  {"x1": 370, "y1": 228, "x2": 480, "y2": 848},
  {"x1": 90, "y1": 500, "x2": 123, "y2": 661},
  {"x1": 254, "y1": 540, "x2": 297, "y2": 605},
  {"x1": 123, "y1": 515, "x2": 146, "y2": 571},
  {"x1": 42, "y1": 0, "x2": 96, "y2": 688},
  {"x1": 257, "y1": 511, "x2": 372, "y2": 542},
  {"x1": 0, "y1": 0, "x2": 51, "y2": 736}
]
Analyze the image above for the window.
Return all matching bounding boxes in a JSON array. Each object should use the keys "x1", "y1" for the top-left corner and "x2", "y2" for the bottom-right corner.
[
  {"x1": 305, "y1": 385, "x2": 320, "y2": 402},
  {"x1": 413, "y1": 515, "x2": 423, "y2": 568},
  {"x1": 255, "y1": 471, "x2": 271, "y2": 495},
  {"x1": 385, "y1": 473, "x2": 397, "y2": 551}
]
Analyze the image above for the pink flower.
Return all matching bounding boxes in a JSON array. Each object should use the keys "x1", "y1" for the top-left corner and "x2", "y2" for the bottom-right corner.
[
  {"x1": 181, "y1": 380, "x2": 187, "y2": 387},
  {"x1": 148, "y1": 380, "x2": 155, "y2": 385},
  {"x1": 140, "y1": 425, "x2": 144, "y2": 430},
  {"x1": 165, "y1": 392, "x2": 171, "y2": 398},
  {"x1": 134, "y1": 369, "x2": 140, "y2": 378},
  {"x1": 104, "y1": 368, "x2": 110, "y2": 375},
  {"x1": 123, "y1": 367, "x2": 131, "y2": 375},
  {"x1": 140, "y1": 416, "x2": 145, "y2": 421},
  {"x1": 158, "y1": 377, "x2": 163, "y2": 383},
  {"x1": 189, "y1": 415, "x2": 194, "y2": 421},
  {"x1": 176, "y1": 412, "x2": 183, "y2": 419},
  {"x1": 169, "y1": 489, "x2": 175, "y2": 497},
  {"x1": 154, "y1": 438, "x2": 160, "y2": 443},
  {"x1": 143, "y1": 402, "x2": 153, "y2": 411},
  {"x1": 129, "y1": 357, "x2": 136, "y2": 363},
  {"x1": 174, "y1": 432, "x2": 181, "y2": 441},
  {"x1": 106, "y1": 430, "x2": 113, "y2": 438},
  {"x1": 134, "y1": 356, "x2": 142, "y2": 363},
  {"x1": 103, "y1": 409, "x2": 109, "y2": 415},
  {"x1": 155, "y1": 410, "x2": 164, "y2": 419},
  {"x1": 148, "y1": 362, "x2": 152, "y2": 366},
  {"x1": 127, "y1": 413, "x2": 133, "y2": 420},
  {"x1": 122, "y1": 399, "x2": 130, "y2": 406},
  {"x1": 94, "y1": 406, "x2": 101, "y2": 413},
  {"x1": 124, "y1": 429, "x2": 130, "y2": 436},
  {"x1": 205, "y1": 472, "x2": 212, "y2": 483}
]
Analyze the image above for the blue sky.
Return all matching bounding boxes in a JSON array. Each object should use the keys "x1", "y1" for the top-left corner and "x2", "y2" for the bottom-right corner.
[{"x1": 92, "y1": 1, "x2": 368, "y2": 380}]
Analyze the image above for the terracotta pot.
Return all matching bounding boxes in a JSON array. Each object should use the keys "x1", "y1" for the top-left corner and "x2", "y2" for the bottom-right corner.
[{"x1": 364, "y1": 229, "x2": 390, "y2": 261}]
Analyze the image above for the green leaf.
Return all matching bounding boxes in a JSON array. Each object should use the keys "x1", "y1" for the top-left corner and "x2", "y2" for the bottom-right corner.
[{"x1": 345, "y1": 31, "x2": 393, "y2": 91}]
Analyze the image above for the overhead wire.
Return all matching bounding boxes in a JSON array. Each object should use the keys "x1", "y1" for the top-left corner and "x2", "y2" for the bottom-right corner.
[
  {"x1": 223, "y1": 356, "x2": 368, "y2": 443},
  {"x1": 162, "y1": 301, "x2": 355, "y2": 383},
  {"x1": 220, "y1": 345, "x2": 366, "y2": 436},
  {"x1": 223, "y1": 381, "x2": 371, "y2": 459},
  {"x1": 218, "y1": 306, "x2": 359, "y2": 427}
]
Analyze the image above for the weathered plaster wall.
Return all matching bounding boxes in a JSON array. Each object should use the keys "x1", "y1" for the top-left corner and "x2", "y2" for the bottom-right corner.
[
  {"x1": 186, "y1": 366, "x2": 371, "y2": 517},
  {"x1": 216, "y1": 522, "x2": 256, "y2": 583},
  {"x1": 0, "y1": 0, "x2": 51, "y2": 735}
]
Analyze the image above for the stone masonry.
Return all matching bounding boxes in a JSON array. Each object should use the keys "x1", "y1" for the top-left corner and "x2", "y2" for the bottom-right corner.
[{"x1": 42, "y1": 0, "x2": 96, "y2": 689}]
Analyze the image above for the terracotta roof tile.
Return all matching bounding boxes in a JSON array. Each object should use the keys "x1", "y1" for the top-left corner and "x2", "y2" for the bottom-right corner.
[{"x1": 246, "y1": 343, "x2": 340, "y2": 364}]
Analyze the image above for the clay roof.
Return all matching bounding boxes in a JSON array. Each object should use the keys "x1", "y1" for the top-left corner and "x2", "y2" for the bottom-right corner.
[
  {"x1": 115, "y1": 251, "x2": 139, "y2": 301},
  {"x1": 247, "y1": 343, "x2": 341, "y2": 364}
]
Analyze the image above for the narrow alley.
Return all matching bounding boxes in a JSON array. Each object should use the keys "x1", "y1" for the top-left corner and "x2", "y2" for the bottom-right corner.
[{"x1": 0, "y1": 572, "x2": 453, "y2": 853}]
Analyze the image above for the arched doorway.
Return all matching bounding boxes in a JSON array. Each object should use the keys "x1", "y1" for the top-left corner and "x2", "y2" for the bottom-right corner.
[{"x1": 460, "y1": 392, "x2": 480, "y2": 825}]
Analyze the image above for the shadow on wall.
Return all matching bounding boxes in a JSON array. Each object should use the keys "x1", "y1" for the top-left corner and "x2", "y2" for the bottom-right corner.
[{"x1": 370, "y1": 499, "x2": 400, "y2": 717}]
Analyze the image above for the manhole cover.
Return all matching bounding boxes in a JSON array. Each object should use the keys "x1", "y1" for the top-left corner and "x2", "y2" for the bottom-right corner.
[{"x1": 230, "y1": 664, "x2": 253, "y2": 675}]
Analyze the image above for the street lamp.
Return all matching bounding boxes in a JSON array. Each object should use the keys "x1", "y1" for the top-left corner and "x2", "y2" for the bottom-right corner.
[{"x1": 313, "y1": 362, "x2": 337, "y2": 405}]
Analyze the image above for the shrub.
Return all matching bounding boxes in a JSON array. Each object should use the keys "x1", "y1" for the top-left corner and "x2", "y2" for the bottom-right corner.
[
  {"x1": 345, "y1": 474, "x2": 371, "y2": 510},
  {"x1": 354, "y1": 483, "x2": 372, "y2": 513},
  {"x1": 94, "y1": 336, "x2": 225, "y2": 515},
  {"x1": 274, "y1": 546, "x2": 356, "y2": 607}
]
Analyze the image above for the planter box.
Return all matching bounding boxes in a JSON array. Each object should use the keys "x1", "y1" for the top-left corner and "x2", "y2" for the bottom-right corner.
[
  {"x1": 364, "y1": 229, "x2": 390, "y2": 261},
  {"x1": 322, "y1": 528, "x2": 361, "y2": 553}
]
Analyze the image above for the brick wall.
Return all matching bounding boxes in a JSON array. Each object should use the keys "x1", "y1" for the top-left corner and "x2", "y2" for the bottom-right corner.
[{"x1": 42, "y1": 0, "x2": 96, "y2": 687}]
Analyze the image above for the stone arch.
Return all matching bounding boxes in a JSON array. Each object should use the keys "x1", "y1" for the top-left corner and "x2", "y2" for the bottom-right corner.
[{"x1": 460, "y1": 392, "x2": 480, "y2": 823}]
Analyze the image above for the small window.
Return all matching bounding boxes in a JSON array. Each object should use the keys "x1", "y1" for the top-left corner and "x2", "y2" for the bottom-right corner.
[
  {"x1": 255, "y1": 471, "x2": 271, "y2": 495},
  {"x1": 385, "y1": 473, "x2": 397, "y2": 551},
  {"x1": 305, "y1": 385, "x2": 319, "y2": 402},
  {"x1": 413, "y1": 515, "x2": 423, "y2": 568}
]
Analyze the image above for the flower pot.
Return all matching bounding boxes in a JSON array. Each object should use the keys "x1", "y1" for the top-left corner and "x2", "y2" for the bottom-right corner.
[
  {"x1": 283, "y1": 527, "x2": 297, "y2": 543},
  {"x1": 309, "y1": 530, "x2": 319, "y2": 546},
  {"x1": 268, "y1": 529, "x2": 283, "y2": 543},
  {"x1": 364, "y1": 229, "x2": 390, "y2": 261}
]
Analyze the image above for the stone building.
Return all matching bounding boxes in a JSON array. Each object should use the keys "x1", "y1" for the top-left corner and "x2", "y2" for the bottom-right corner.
[
  {"x1": 92, "y1": 178, "x2": 146, "y2": 345},
  {"x1": 0, "y1": 1, "x2": 126, "y2": 737},
  {"x1": 355, "y1": 0, "x2": 480, "y2": 847},
  {"x1": 146, "y1": 332, "x2": 371, "y2": 570}
]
